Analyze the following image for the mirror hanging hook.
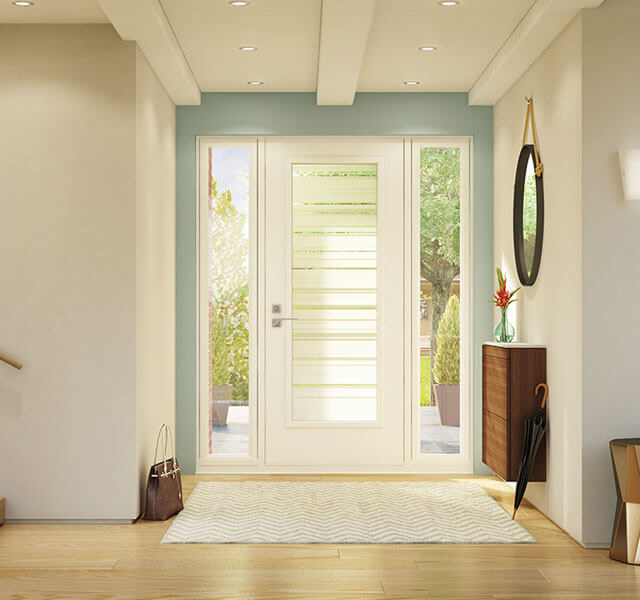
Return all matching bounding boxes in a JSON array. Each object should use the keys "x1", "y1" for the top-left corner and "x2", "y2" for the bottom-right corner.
[{"x1": 521, "y1": 97, "x2": 543, "y2": 177}]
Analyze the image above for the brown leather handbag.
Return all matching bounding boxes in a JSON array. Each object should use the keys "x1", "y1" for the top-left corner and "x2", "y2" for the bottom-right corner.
[{"x1": 143, "y1": 424, "x2": 184, "y2": 521}]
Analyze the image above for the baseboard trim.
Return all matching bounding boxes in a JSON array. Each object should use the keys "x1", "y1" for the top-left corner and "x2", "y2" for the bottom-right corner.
[
  {"x1": 196, "y1": 466, "x2": 476, "y2": 475},
  {"x1": 6, "y1": 518, "x2": 136, "y2": 524},
  {"x1": 582, "y1": 542, "x2": 611, "y2": 550}
]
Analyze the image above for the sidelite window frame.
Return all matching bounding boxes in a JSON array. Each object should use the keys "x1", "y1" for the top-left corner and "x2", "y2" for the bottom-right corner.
[
  {"x1": 409, "y1": 137, "x2": 472, "y2": 471},
  {"x1": 197, "y1": 137, "x2": 260, "y2": 468},
  {"x1": 196, "y1": 136, "x2": 473, "y2": 473}
]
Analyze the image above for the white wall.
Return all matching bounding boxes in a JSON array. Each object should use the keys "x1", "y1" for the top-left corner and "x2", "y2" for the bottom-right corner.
[
  {"x1": 0, "y1": 25, "x2": 175, "y2": 520},
  {"x1": 581, "y1": 0, "x2": 640, "y2": 547},
  {"x1": 135, "y1": 47, "x2": 176, "y2": 511},
  {"x1": 494, "y1": 17, "x2": 584, "y2": 541}
]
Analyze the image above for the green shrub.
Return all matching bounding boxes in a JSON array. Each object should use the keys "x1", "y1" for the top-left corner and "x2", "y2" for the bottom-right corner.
[
  {"x1": 211, "y1": 310, "x2": 230, "y2": 386},
  {"x1": 420, "y1": 356, "x2": 431, "y2": 406},
  {"x1": 432, "y1": 295, "x2": 460, "y2": 385}
]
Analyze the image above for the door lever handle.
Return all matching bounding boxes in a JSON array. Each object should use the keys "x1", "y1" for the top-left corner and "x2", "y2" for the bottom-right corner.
[{"x1": 272, "y1": 317, "x2": 298, "y2": 328}]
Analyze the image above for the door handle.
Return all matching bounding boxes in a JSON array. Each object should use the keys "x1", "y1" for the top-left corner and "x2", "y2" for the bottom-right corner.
[{"x1": 272, "y1": 317, "x2": 298, "y2": 328}]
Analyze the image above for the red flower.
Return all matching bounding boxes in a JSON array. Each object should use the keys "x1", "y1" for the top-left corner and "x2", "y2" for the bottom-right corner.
[{"x1": 491, "y1": 269, "x2": 519, "y2": 309}]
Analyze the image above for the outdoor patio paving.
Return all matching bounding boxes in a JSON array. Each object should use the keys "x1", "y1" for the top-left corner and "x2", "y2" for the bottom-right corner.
[
  {"x1": 419, "y1": 406, "x2": 460, "y2": 454},
  {"x1": 211, "y1": 406, "x2": 460, "y2": 456},
  {"x1": 211, "y1": 405, "x2": 250, "y2": 455}
]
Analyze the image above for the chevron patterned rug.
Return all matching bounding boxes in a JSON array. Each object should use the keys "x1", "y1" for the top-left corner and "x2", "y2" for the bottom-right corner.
[{"x1": 162, "y1": 481, "x2": 535, "y2": 544}]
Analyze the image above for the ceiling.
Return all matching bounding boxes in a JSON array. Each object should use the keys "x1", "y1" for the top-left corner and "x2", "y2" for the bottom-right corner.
[
  {"x1": 1, "y1": 0, "x2": 603, "y2": 104},
  {"x1": 161, "y1": 0, "x2": 322, "y2": 93},
  {"x1": 160, "y1": 0, "x2": 535, "y2": 93},
  {"x1": 0, "y1": 0, "x2": 107, "y2": 23},
  {"x1": 361, "y1": 0, "x2": 534, "y2": 92}
]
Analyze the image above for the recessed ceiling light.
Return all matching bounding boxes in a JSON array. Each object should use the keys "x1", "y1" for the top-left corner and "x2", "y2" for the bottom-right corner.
[
  {"x1": 228, "y1": 1, "x2": 249, "y2": 5},
  {"x1": 439, "y1": 1, "x2": 459, "y2": 6},
  {"x1": 404, "y1": 80, "x2": 420, "y2": 86},
  {"x1": 247, "y1": 80, "x2": 263, "y2": 86},
  {"x1": 239, "y1": 46, "x2": 258, "y2": 52},
  {"x1": 419, "y1": 46, "x2": 437, "y2": 52},
  {"x1": 12, "y1": 1, "x2": 34, "y2": 6}
]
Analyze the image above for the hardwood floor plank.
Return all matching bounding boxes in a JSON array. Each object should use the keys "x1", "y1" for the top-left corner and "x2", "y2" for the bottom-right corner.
[
  {"x1": 0, "y1": 569, "x2": 386, "y2": 599},
  {"x1": 0, "y1": 474, "x2": 635, "y2": 600},
  {"x1": 112, "y1": 556, "x2": 412, "y2": 572}
]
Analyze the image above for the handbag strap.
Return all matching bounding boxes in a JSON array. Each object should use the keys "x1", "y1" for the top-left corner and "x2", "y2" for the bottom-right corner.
[
  {"x1": 152, "y1": 424, "x2": 179, "y2": 478},
  {"x1": 153, "y1": 424, "x2": 168, "y2": 475},
  {"x1": 165, "y1": 424, "x2": 176, "y2": 466}
]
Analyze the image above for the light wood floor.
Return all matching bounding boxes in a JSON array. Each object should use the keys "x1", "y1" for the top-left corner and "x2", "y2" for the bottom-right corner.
[{"x1": 1, "y1": 474, "x2": 638, "y2": 599}]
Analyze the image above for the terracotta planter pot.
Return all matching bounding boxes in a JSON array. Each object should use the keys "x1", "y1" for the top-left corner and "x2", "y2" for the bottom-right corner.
[
  {"x1": 209, "y1": 384, "x2": 232, "y2": 427},
  {"x1": 434, "y1": 384, "x2": 460, "y2": 427}
]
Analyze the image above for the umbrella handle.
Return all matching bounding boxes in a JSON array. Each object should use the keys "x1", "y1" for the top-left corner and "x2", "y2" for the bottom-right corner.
[{"x1": 535, "y1": 382, "x2": 548, "y2": 409}]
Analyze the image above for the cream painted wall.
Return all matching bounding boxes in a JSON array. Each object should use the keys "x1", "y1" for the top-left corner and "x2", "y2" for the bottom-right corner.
[
  {"x1": 581, "y1": 0, "x2": 640, "y2": 547},
  {"x1": 494, "y1": 17, "x2": 583, "y2": 541},
  {"x1": 0, "y1": 26, "x2": 176, "y2": 520},
  {"x1": 135, "y1": 47, "x2": 176, "y2": 512}
]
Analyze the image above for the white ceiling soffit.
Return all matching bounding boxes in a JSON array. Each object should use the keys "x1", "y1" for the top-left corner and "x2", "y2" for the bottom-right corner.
[
  {"x1": 469, "y1": 0, "x2": 605, "y2": 106},
  {"x1": 97, "y1": 0, "x2": 201, "y2": 106},
  {"x1": 316, "y1": 0, "x2": 377, "y2": 106}
]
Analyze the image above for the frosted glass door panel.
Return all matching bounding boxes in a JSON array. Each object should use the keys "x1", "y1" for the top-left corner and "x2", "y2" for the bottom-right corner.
[{"x1": 291, "y1": 164, "x2": 377, "y2": 422}]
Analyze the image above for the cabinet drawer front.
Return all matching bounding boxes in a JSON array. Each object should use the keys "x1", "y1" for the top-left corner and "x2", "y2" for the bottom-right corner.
[
  {"x1": 483, "y1": 410, "x2": 508, "y2": 480},
  {"x1": 483, "y1": 344, "x2": 509, "y2": 360},
  {"x1": 483, "y1": 356, "x2": 508, "y2": 419}
]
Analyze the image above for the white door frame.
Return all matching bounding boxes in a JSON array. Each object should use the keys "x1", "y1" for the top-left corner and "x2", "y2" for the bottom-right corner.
[{"x1": 196, "y1": 136, "x2": 473, "y2": 474}]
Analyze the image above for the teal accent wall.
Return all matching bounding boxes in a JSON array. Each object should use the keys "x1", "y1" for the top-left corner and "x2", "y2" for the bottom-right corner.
[{"x1": 176, "y1": 92, "x2": 493, "y2": 474}]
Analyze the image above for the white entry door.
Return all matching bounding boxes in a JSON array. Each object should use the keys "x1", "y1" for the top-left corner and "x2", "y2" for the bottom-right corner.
[{"x1": 264, "y1": 138, "x2": 405, "y2": 466}]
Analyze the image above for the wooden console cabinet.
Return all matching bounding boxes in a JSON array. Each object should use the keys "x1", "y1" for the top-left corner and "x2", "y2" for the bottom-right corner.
[{"x1": 482, "y1": 343, "x2": 547, "y2": 482}]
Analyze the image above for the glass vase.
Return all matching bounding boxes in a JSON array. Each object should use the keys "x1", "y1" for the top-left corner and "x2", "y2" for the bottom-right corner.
[{"x1": 494, "y1": 307, "x2": 515, "y2": 343}]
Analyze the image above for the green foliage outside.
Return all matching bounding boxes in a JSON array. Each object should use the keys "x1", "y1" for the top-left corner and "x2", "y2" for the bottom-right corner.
[
  {"x1": 210, "y1": 310, "x2": 229, "y2": 386},
  {"x1": 432, "y1": 295, "x2": 460, "y2": 386},
  {"x1": 420, "y1": 147, "x2": 461, "y2": 401},
  {"x1": 420, "y1": 356, "x2": 431, "y2": 407},
  {"x1": 209, "y1": 178, "x2": 250, "y2": 404},
  {"x1": 420, "y1": 147, "x2": 460, "y2": 362}
]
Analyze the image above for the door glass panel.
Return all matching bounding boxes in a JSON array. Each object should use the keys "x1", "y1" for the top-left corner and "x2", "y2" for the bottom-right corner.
[
  {"x1": 418, "y1": 147, "x2": 461, "y2": 454},
  {"x1": 208, "y1": 146, "x2": 251, "y2": 455},
  {"x1": 291, "y1": 164, "x2": 377, "y2": 422}
]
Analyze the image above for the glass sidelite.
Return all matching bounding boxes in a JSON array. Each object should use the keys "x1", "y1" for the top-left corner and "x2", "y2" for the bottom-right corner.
[
  {"x1": 419, "y1": 147, "x2": 462, "y2": 454},
  {"x1": 291, "y1": 164, "x2": 378, "y2": 422},
  {"x1": 208, "y1": 146, "x2": 250, "y2": 456}
]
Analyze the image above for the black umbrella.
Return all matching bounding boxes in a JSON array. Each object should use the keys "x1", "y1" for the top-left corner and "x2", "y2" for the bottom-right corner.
[{"x1": 512, "y1": 383, "x2": 548, "y2": 520}]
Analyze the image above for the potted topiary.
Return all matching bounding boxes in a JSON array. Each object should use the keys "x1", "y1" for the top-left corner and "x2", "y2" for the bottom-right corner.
[
  {"x1": 210, "y1": 310, "x2": 232, "y2": 427},
  {"x1": 432, "y1": 295, "x2": 460, "y2": 427}
]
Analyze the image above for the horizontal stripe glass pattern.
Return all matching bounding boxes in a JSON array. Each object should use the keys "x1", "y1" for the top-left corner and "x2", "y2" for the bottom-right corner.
[{"x1": 291, "y1": 164, "x2": 377, "y2": 422}]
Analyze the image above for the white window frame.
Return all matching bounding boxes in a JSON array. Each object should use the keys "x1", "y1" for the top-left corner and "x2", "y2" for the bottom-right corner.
[
  {"x1": 408, "y1": 137, "x2": 473, "y2": 472},
  {"x1": 197, "y1": 136, "x2": 260, "y2": 468}
]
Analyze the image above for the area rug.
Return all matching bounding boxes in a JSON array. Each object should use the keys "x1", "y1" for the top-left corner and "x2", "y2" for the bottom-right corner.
[{"x1": 162, "y1": 481, "x2": 535, "y2": 544}]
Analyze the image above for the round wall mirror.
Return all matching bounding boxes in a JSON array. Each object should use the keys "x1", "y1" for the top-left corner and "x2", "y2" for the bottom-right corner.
[{"x1": 513, "y1": 144, "x2": 544, "y2": 286}]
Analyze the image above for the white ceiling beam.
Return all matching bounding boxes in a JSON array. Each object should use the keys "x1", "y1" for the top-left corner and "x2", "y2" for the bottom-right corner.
[
  {"x1": 468, "y1": 0, "x2": 604, "y2": 106},
  {"x1": 316, "y1": 0, "x2": 377, "y2": 106},
  {"x1": 97, "y1": 0, "x2": 201, "y2": 106}
]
